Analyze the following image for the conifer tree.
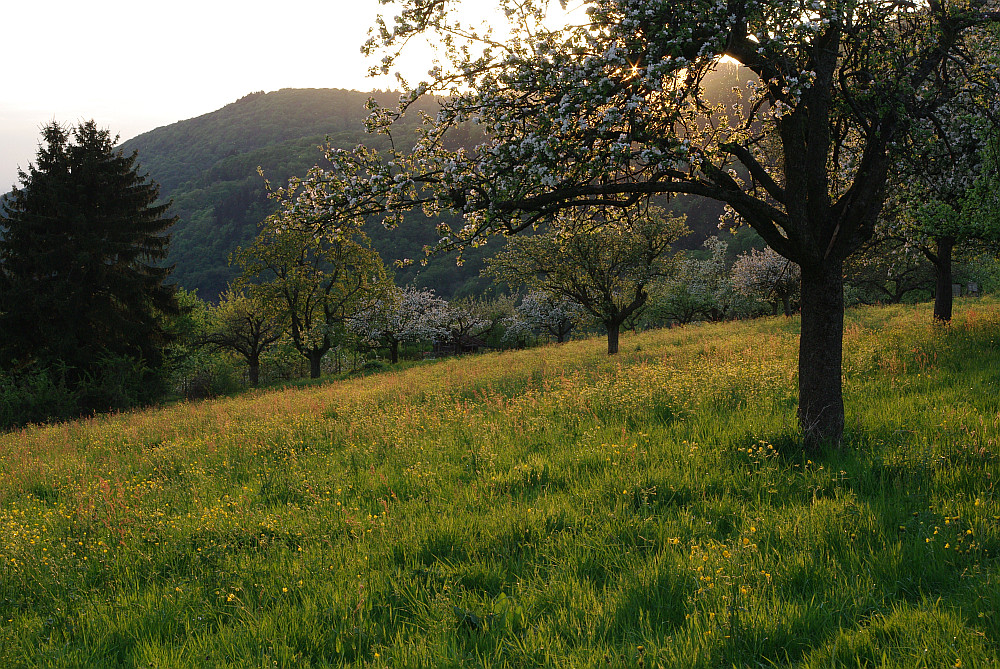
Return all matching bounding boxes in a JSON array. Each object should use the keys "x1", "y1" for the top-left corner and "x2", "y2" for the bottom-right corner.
[{"x1": 0, "y1": 121, "x2": 178, "y2": 401}]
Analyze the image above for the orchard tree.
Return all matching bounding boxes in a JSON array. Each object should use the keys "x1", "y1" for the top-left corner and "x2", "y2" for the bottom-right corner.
[
  {"x1": 271, "y1": 0, "x2": 1000, "y2": 443},
  {"x1": 965, "y1": 131, "x2": 1000, "y2": 260},
  {"x1": 438, "y1": 296, "x2": 508, "y2": 354},
  {"x1": 843, "y1": 226, "x2": 934, "y2": 305},
  {"x1": 510, "y1": 290, "x2": 586, "y2": 344},
  {"x1": 648, "y1": 236, "x2": 735, "y2": 324},
  {"x1": 0, "y1": 121, "x2": 177, "y2": 399},
  {"x1": 886, "y1": 71, "x2": 1000, "y2": 322},
  {"x1": 487, "y1": 208, "x2": 688, "y2": 354},
  {"x1": 731, "y1": 246, "x2": 801, "y2": 316},
  {"x1": 201, "y1": 287, "x2": 285, "y2": 386},
  {"x1": 235, "y1": 215, "x2": 390, "y2": 379},
  {"x1": 352, "y1": 286, "x2": 450, "y2": 363}
]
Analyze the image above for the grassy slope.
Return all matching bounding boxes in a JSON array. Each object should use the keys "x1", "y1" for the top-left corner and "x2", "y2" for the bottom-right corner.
[{"x1": 1, "y1": 300, "x2": 999, "y2": 667}]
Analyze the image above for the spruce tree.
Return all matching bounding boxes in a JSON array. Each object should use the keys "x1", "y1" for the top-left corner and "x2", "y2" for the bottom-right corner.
[{"x1": 0, "y1": 121, "x2": 178, "y2": 403}]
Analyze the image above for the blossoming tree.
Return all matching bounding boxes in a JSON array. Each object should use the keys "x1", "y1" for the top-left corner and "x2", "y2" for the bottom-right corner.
[
  {"x1": 885, "y1": 79, "x2": 1000, "y2": 322},
  {"x1": 731, "y1": 246, "x2": 801, "y2": 316},
  {"x1": 351, "y1": 286, "x2": 450, "y2": 363},
  {"x1": 271, "y1": 0, "x2": 999, "y2": 443},
  {"x1": 507, "y1": 291, "x2": 587, "y2": 345},
  {"x1": 648, "y1": 236, "x2": 736, "y2": 324},
  {"x1": 487, "y1": 207, "x2": 687, "y2": 354}
]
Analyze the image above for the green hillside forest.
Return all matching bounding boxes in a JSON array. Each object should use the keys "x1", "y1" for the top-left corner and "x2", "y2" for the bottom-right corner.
[
  {"x1": 2, "y1": 298, "x2": 1000, "y2": 666},
  {"x1": 117, "y1": 88, "x2": 451, "y2": 300},
  {"x1": 117, "y1": 87, "x2": 733, "y2": 301}
]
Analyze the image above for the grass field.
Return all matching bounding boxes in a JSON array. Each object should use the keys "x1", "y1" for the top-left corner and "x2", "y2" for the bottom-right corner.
[{"x1": 2, "y1": 299, "x2": 999, "y2": 667}]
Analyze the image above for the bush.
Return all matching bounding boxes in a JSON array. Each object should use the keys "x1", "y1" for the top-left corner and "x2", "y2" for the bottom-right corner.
[
  {"x1": 77, "y1": 355, "x2": 165, "y2": 412},
  {"x1": 0, "y1": 367, "x2": 79, "y2": 429},
  {"x1": 0, "y1": 356, "x2": 167, "y2": 430},
  {"x1": 360, "y1": 359, "x2": 390, "y2": 374}
]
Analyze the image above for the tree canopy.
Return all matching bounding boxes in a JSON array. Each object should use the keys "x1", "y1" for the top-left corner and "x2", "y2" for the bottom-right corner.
[
  {"x1": 0, "y1": 121, "x2": 178, "y2": 407},
  {"x1": 200, "y1": 288, "x2": 285, "y2": 387},
  {"x1": 883, "y1": 52, "x2": 1000, "y2": 322},
  {"x1": 351, "y1": 286, "x2": 451, "y2": 364},
  {"x1": 487, "y1": 207, "x2": 688, "y2": 353},
  {"x1": 235, "y1": 213, "x2": 391, "y2": 379},
  {"x1": 266, "y1": 0, "x2": 1000, "y2": 444}
]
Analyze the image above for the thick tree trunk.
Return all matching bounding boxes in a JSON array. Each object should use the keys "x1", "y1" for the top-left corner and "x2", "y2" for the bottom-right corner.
[
  {"x1": 933, "y1": 236, "x2": 955, "y2": 323},
  {"x1": 606, "y1": 322, "x2": 620, "y2": 355},
  {"x1": 308, "y1": 351, "x2": 323, "y2": 379},
  {"x1": 248, "y1": 359, "x2": 260, "y2": 387},
  {"x1": 390, "y1": 340, "x2": 400, "y2": 364},
  {"x1": 798, "y1": 260, "x2": 845, "y2": 447}
]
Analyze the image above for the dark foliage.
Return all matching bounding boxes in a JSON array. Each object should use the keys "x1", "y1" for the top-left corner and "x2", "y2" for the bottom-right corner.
[{"x1": 0, "y1": 121, "x2": 177, "y2": 422}]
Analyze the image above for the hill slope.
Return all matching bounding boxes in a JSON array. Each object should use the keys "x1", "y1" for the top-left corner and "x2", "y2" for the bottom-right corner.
[
  {"x1": 2, "y1": 299, "x2": 999, "y2": 665},
  {"x1": 119, "y1": 87, "x2": 739, "y2": 301},
  {"x1": 119, "y1": 88, "x2": 497, "y2": 300}
]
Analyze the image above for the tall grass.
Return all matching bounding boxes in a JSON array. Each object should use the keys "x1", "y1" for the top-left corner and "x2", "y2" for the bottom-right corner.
[{"x1": 2, "y1": 299, "x2": 999, "y2": 667}]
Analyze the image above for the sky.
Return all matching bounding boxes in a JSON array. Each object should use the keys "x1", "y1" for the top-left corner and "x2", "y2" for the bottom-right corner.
[{"x1": 1, "y1": 0, "x2": 462, "y2": 191}]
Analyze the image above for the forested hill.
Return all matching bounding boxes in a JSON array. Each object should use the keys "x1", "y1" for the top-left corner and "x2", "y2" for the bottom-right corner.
[
  {"x1": 121, "y1": 89, "x2": 419, "y2": 193},
  {"x1": 117, "y1": 88, "x2": 493, "y2": 300},
  {"x1": 117, "y1": 85, "x2": 734, "y2": 301}
]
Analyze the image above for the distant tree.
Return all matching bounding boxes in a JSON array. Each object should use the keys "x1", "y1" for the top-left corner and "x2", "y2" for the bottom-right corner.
[
  {"x1": 0, "y1": 121, "x2": 178, "y2": 408},
  {"x1": 351, "y1": 286, "x2": 450, "y2": 363},
  {"x1": 508, "y1": 291, "x2": 586, "y2": 344},
  {"x1": 887, "y1": 83, "x2": 1000, "y2": 322},
  {"x1": 648, "y1": 236, "x2": 735, "y2": 325},
  {"x1": 843, "y1": 232, "x2": 934, "y2": 305},
  {"x1": 235, "y1": 214, "x2": 390, "y2": 379},
  {"x1": 487, "y1": 208, "x2": 688, "y2": 354},
  {"x1": 439, "y1": 296, "x2": 506, "y2": 355},
  {"x1": 201, "y1": 288, "x2": 285, "y2": 386},
  {"x1": 731, "y1": 246, "x2": 801, "y2": 316}
]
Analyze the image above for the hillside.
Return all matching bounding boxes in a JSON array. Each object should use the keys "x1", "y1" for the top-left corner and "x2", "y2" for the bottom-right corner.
[
  {"x1": 115, "y1": 89, "x2": 500, "y2": 300},
  {"x1": 118, "y1": 86, "x2": 738, "y2": 301},
  {"x1": 2, "y1": 299, "x2": 999, "y2": 666}
]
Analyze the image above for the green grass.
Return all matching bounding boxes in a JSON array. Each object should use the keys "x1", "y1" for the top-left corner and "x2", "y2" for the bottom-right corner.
[{"x1": 2, "y1": 298, "x2": 1000, "y2": 667}]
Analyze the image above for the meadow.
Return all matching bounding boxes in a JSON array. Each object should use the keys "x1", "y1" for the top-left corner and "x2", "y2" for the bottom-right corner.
[{"x1": 2, "y1": 299, "x2": 999, "y2": 668}]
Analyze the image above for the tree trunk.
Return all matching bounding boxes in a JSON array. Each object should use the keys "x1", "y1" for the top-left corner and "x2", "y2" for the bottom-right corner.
[
  {"x1": 308, "y1": 351, "x2": 323, "y2": 379},
  {"x1": 933, "y1": 236, "x2": 955, "y2": 323},
  {"x1": 390, "y1": 340, "x2": 400, "y2": 364},
  {"x1": 606, "y1": 322, "x2": 620, "y2": 355},
  {"x1": 248, "y1": 359, "x2": 260, "y2": 387},
  {"x1": 798, "y1": 260, "x2": 845, "y2": 447}
]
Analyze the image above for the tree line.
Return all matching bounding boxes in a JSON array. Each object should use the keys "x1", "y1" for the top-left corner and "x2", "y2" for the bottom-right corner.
[{"x1": 1, "y1": 118, "x2": 983, "y2": 431}]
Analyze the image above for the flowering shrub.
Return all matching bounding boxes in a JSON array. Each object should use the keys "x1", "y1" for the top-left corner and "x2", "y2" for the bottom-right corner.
[{"x1": 731, "y1": 246, "x2": 800, "y2": 316}]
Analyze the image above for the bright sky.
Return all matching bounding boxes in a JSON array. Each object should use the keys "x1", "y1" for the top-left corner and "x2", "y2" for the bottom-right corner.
[
  {"x1": 2, "y1": 1, "x2": 589, "y2": 192},
  {"x1": 0, "y1": 0, "x2": 473, "y2": 191}
]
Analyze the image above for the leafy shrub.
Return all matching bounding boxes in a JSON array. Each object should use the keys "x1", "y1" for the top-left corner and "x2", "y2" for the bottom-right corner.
[
  {"x1": 0, "y1": 356, "x2": 166, "y2": 430},
  {"x1": 0, "y1": 367, "x2": 79, "y2": 429}
]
